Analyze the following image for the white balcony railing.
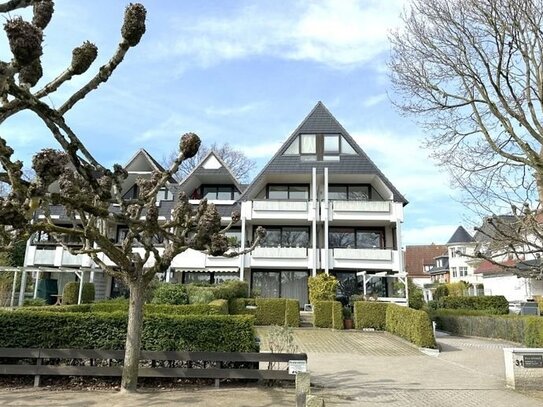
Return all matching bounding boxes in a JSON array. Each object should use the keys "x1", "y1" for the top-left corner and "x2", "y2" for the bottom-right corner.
[
  {"x1": 332, "y1": 200, "x2": 390, "y2": 212},
  {"x1": 333, "y1": 248, "x2": 392, "y2": 261},
  {"x1": 33, "y1": 248, "x2": 56, "y2": 265},
  {"x1": 61, "y1": 251, "x2": 85, "y2": 266},
  {"x1": 251, "y1": 247, "x2": 308, "y2": 259},
  {"x1": 253, "y1": 200, "x2": 308, "y2": 212}
]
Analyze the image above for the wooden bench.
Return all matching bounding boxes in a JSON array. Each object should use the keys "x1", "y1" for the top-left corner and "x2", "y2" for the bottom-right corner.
[{"x1": 0, "y1": 348, "x2": 308, "y2": 387}]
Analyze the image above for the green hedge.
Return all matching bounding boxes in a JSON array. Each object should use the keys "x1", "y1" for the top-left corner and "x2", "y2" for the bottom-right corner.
[
  {"x1": 308, "y1": 274, "x2": 338, "y2": 304},
  {"x1": 62, "y1": 282, "x2": 95, "y2": 305},
  {"x1": 386, "y1": 304, "x2": 436, "y2": 348},
  {"x1": 229, "y1": 298, "x2": 256, "y2": 316},
  {"x1": 151, "y1": 284, "x2": 188, "y2": 305},
  {"x1": 254, "y1": 298, "x2": 299, "y2": 327},
  {"x1": 434, "y1": 312, "x2": 543, "y2": 347},
  {"x1": 212, "y1": 281, "x2": 248, "y2": 300},
  {"x1": 353, "y1": 301, "x2": 389, "y2": 330},
  {"x1": 437, "y1": 296, "x2": 509, "y2": 314},
  {"x1": 0, "y1": 310, "x2": 257, "y2": 352},
  {"x1": 313, "y1": 301, "x2": 343, "y2": 329}
]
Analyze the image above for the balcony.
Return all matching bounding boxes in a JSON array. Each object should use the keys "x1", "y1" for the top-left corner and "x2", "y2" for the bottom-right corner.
[
  {"x1": 61, "y1": 250, "x2": 88, "y2": 267},
  {"x1": 325, "y1": 200, "x2": 402, "y2": 222},
  {"x1": 327, "y1": 248, "x2": 400, "y2": 271},
  {"x1": 33, "y1": 247, "x2": 56, "y2": 266},
  {"x1": 247, "y1": 200, "x2": 312, "y2": 221},
  {"x1": 247, "y1": 247, "x2": 315, "y2": 269}
]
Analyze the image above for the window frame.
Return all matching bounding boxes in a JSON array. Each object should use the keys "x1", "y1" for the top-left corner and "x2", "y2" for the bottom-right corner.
[
  {"x1": 328, "y1": 227, "x2": 386, "y2": 249},
  {"x1": 328, "y1": 184, "x2": 372, "y2": 201},
  {"x1": 266, "y1": 184, "x2": 310, "y2": 200},
  {"x1": 200, "y1": 184, "x2": 239, "y2": 200},
  {"x1": 256, "y1": 226, "x2": 310, "y2": 248}
]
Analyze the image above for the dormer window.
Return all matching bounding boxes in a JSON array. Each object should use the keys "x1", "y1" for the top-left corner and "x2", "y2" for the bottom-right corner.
[
  {"x1": 283, "y1": 133, "x2": 357, "y2": 161},
  {"x1": 199, "y1": 185, "x2": 240, "y2": 200},
  {"x1": 156, "y1": 187, "x2": 171, "y2": 203}
]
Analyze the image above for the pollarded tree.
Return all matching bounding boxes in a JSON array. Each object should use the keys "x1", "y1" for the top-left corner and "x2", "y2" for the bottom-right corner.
[
  {"x1": 0, "y1": 1, "x2": 264, "y2": 392},
  {"x1": 390, "y1": 0, "x2": 543, "y2": 278}
]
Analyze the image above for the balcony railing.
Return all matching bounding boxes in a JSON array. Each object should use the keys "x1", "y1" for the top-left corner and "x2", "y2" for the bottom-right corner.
[
  {"x1": 333, "y1": 248, "x2": 392, "y2": 261},
  {"x1": 61, "y1": 251, "x2": 85, "y2": 266},
  {"x1": 331, "y1": 200, "x2": 390, "y2": 212},
  {"x1": 34, "y1": 248, "x2": 56, "y2": 265},
  {"x1": 253, "y1": 200, "x2": 308, "y2": 212},
  {"x1": 251, "y1": 247, "x2": 308, "y2": 259}
]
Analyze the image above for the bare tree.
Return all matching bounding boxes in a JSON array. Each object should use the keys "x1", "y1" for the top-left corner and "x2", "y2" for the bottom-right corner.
[
  {"x1": 390, "y1": 0, "x2": 543, "y2": 276},
  {"x1": 163, "y1": 142, "x2": 256, "y2": 182},
  {"x1": 0, "y1": 1, "x2": 264, "y2": 392}
]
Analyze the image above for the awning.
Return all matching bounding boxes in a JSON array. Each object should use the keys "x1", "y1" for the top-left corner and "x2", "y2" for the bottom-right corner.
[
  {"x1": 172, "y1": 267, "x2": 239, "y2": 273},
  {"x1": 0, "y1": 266, "x2": 96, "y2": 273}
]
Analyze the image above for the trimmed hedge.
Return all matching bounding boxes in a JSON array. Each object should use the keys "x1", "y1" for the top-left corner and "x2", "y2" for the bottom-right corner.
[
  {"x1": 151, "y1": 284, "x2": 188, "y2": 305},
  {"x1": 212, "y1": 281, "x2": 248, "y2": 300},
  {"x1": 434, "y1": 312, "x2": 543, "y2": 347},
  {"x1": 254, "y1": 298, "x2": 299, "y2": 327},
  {"x1": 386, "y1": 304, "x2": 436, "y2": 348},
  {"x1": 308, "y1": 274, "x2": 338, "y2": 304},
  {"x1": 437, "y1": 295, "x2": 509, "y2": 314},
  {"x1": 229, "y1": 298, "x2": 256, "y2": 316},
  {"x1": 62, "y1": 282, "x2": 95, "y2": 305},
  {"x1": 0, "y1": 310, "x2": 257, "y2": 352},
  {"x1": 313, "y1": 301, "x2": 343, "y2": 329},
  {"x1": 353, "y1": 301, "x2": 389, "y2": 330}
]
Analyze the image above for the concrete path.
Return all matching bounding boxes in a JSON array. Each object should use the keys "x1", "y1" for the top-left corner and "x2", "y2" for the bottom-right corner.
[{"x1": 1, "y1": 328, "x2": 542, "y2": 406}]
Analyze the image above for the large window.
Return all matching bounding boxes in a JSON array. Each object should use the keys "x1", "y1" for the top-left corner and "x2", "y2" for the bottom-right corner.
[
  {"x1": 329, "y1": 228, "x2": 384, "y2": 249},
  {"x1": 328, "y1": 184, "x2": 374, "y2": 201},
  {"x1": 251, "y1": 270, "x2": 308, "y2": 306},
  {"x1": 258, "y1": 226, "x2": 310, "y2": 248},
  {"x1": 282, "y1": 134, "x2": 358, "y2": 160},
  {"x1": 182, "y1": 272, "x2": 238, "y2": 284},
  {"x1": 201, "y1": 185, "x2": 240, "y2": 200},
  {"x1": 267, "y1": 184, "x2": 309, "y2": 200}
]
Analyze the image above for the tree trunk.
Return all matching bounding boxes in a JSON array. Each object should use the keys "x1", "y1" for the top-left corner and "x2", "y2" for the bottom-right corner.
[{"x1": 120, "y1": 277, "x2": 146, "y2": 392}]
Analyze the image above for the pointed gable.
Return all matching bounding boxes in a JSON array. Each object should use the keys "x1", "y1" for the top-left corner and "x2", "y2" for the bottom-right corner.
[
  {"x1": 447, "y1": 226, "x2": 476, "y2": 244},
  {"x1": 240, "y1": 101, "x2": 407, "y2": 204}
]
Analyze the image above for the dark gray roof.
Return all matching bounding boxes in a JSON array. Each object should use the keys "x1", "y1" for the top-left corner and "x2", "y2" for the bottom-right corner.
[
  {"x1": 447, "y1": 226, "x2": 476, "y2": 244},
  {"x1": 190, "y1": 203, "x2": 240, "y2": 218},
  {"x1": 474, "y1": 215, "x2": 517, "y2": 244},
  {"x1": 239, "y1": 101, "x2": 407, "y2": 203}
]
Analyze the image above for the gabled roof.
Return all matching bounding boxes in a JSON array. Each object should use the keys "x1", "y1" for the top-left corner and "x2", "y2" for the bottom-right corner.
[
  {"x1": 178, "y1": 150, "x2": 242, "y2": 195},
  {"x1": 474, "y1": 215, "x2": 517, "y2": 244},
  {"x1": 238, "y1": 102, "x2": 407, "y2": 204},
  {"x1": 124, "y1": 148, "x2": 177, "y2": 184},
  {"x1": 447, "y1": 226, "x2": 476, "y2": 244},
  {"x1": 405, "y1": 244, "x2": 447, "y2": 277}
]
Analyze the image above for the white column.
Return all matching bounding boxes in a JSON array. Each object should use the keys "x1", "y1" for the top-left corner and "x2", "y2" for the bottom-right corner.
[
  {"x1": 362, "y1": 272, "x2": 367, "y2": 296},
  {"x1": 18, "y1": 270, "x2": 27, "y2": 306},
  {"x1": 77, "y1": 270, "x2": 85, "y2": 304},
  {"x1": 10, "y1": 270, "x2": 18, "y2": 307},
  {"x1": 33, "y1": 270, "x2": 40, "y2": 299},
  {"x1": 324, "y1": 168, "x2": 329, "y2": 275},
  {"x1": 240, "y1": 215, "x2": 246, "y2": 281},
  {"x1": 396, "y1": 222, "x2": 404, "y2": 272},
  {"x1": 165, "y1": 268, "x2": 171, "y2": 282},
  {"x1": 312, "y1": 167, "x2": 317, "y2": 276}
]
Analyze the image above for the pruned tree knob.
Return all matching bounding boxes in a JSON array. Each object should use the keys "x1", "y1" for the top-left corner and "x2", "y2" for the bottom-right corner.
[
  {"x1": 121, "y1": 3, "x2": 146, "y2": 47},
  {"x1": 19, "y1": 58, "x2": 43, "y2": 86},
  {"x1": 180, "y1": 133, "x2": 201, "y2": 159},
  {"x1": 255, "y1": 226, "x2": 266, "y2": 240},
  {"x1": 231, "y1": 210, "x2": 240, "y2": 223},
  {"x1": 71, "y1": 41, "x2": 98, "y2": 75},
  {"x1": 4, "y1": 17, "x2": 43, "y2": 66},
  {"x1": 32, "y1": 0, "x2": 55, "y2": 30}
]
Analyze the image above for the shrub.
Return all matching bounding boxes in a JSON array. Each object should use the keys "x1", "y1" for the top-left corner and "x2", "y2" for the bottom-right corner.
[
  {"x1": 313, "y1": 301, "x2": 343, "y2": 329},
  {"x1": 308, "y1": 274, "x2": 338, "y2": 304},
  {"x1": 208, "y1": 299, "x2": 229, "y2": 315},
  {"x1": 353, "y1": 301, "x2": 389, "y2": 330},
  {"x1": 254, "y1": 298, "x2": 299, "y2": 327},
  {"x1": 188, "y1": 287, "x2": 216, "y2": 304},
  {"x1": 386, "y1": 304, "x2": 436, "y2": 348},
  {"x1": 408, "y1": 279, "x2": 424, "y2": 310},
  {"x1": 229, "y1": 298, "x2": 256, "y2": 316},
  {"x1": 151, "y1": 284, "x2": 188, "y2": 305},
  {"x1": 213, "y1": 280, "x2": 248, "y2": 300},
  {"x1": 23, "y1": 298, "x2": 46, "y2": 307},
  {"x1": 438, "y1": 295, "x2": 509, "y2": 314},
  {"x1": 445, "y1": 281, "x2": 469, "y2": 297},
  {"x1": 433, "y1": 284, "x2": 449, "y2": 301},
  {"x1": 62, "y1": 282, "x2": 95, "y2": 305},
  {"x1": 434, "y1": 312, "x2": 538, "y2": 346},
  {"x1": 0, "y1": 310, "x2": 257, "y2": 352},
  {"x1": 342, "y1": 306, "x2": 352, "y2": 320}
]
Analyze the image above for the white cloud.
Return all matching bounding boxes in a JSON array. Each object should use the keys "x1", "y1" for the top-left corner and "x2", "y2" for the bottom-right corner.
[
  {"x1": 205, "y1": 102, "x2": 263, "y2": 117},
  {"x1": 403, "y1": 224, "x2": 458, "y2": 246},
  {"x1": 148, "y1": 0, "x2": 407, "y2": 69},
  {"x1": 235, "y1": 141, "x2": 283, "y2": 159},
  {"x1": 362, "y1": 93, "x2": 388, "y2": 107}
]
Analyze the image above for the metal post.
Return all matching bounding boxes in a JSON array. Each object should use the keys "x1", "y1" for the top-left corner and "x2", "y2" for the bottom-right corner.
[
  {"x1": 18, "y1": 270, "x2": 27, "y2": 306},
  {"x1": 10, "y1": 270, "x2": 18, "y2": 307},
  {"x1": 77, "y1": 269, "x2": 85, "y2": 304},
  {"x1": 240, "y1": 216, "x2": 246, "y2": 281},
  {"x1": 324, "y1": 167, "x2": 329, "y2": 275},
  {"x1": 33, "y1": 270, "x2": 41, "y2": 299},
  {"x1": 312, "y1": 167, "x2": 317, "y2": 276}
]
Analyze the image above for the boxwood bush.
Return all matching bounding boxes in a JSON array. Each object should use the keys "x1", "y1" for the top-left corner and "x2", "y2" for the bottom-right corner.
[
  {"x1": 437, "y1": 295, "x2": 509, "y2": 314},
  {"x1": 0, "y1": 310, "x2": 257, "y2": 352},
  {"x1": 229, "y1": 298, "x2": 256, "y2": 316},
  {"x1": 386, "y1": 304, "x2": 436, "y2": 348},
  {"x1": 151, "y1": 284, "x2": 188, "y2": 305},
  {"x1": 254, "y1": 298, "x2": 299, "y2": 327},
  {"x1": 434, "y1": 311, "x2": 543, "y2": 347},
  {"x1": 313, "y1": 301, "x2": 343, "y2": 329},
  {"x1": 62, "y1": 282, "x2": 95, "y2": 305},
  {"x1": 353, "y1": 301, "x2": 389, "y2": 330},
  {"x1": 308, "y1": 274, "x2": 338, "y2": 304}
]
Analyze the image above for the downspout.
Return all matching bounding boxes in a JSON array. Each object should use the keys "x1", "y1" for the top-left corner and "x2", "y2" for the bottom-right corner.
[
  {"x1": 312, "y1": 167, "x2": 317, "y2": 277},
  {"x1": 324, "y1": 167, "x2": 329, "y2": 275}
]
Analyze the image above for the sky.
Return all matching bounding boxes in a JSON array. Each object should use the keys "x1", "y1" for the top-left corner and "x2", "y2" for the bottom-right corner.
[{"x1": 0, "y1": 0, "x2": 471, "y2": 246}]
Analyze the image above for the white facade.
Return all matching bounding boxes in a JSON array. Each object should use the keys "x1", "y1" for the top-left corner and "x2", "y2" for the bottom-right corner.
[{"x1": 483, "y1": 274, "x2": 543, "y2": 302}]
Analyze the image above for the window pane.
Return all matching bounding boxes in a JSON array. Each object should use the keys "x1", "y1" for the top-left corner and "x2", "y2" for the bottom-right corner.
[
  {"x1": 217, "y1": 186, "x2": 232, "y2": 200},
  {"x1": 301, "y1": 134, "x2": 316, "y2": 154},
  {"x1": 341, "y1": 136, "x2": 356, "y2": 154},
  {"x1": 225, "y1": 229, "x2": 241, "y2": 247},
  {"x1": 329, "y1": 228, "x2": 355, "y2": 248},
  {"x1": 261, "y1": 228, "x2": 281, "y2": 247},
  {"x1": 329, "y1": 186, "x2": 347, "y2": 200},
  {"x1": 349, "y1": 186, "x2": 369, "y2": 200},
  {"x1": 356, "y1": 231, "x2": 382, "y2": 248},
  {"x1": 252, "y1": 271, "x2": 280, "y2": 298},
  {"x1": 203, "y1": 186, "x2": 217, "y2": 200},
  {"x1": 281, "y1": 271, "x2": 308, "y2": 305},
  {"x1": 213, "y1": 273, "x2": 238, "y2": 284},
  {"x1": 268, "y1": 185, "x2": 288, "y2": 199},
  {"x1": 289, "y1": 185, "x2": 308, "y2": 199},
  {"x1": 324, "y1": 135, "x2": 339, "y2": 153},
  {"x1": 283, "y1": 136, "x2": 299, "y2": 155},
  {"x1": 282, "y1": 228, "x2": 309, "y2": 248},
  {"x1": 184, "y1": 272, "x2": 212, "y2": 284}
]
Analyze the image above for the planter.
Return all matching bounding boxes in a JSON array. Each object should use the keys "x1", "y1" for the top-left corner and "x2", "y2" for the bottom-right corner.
[{"x1": 343, "y1": 319, "x2": 353, "y2": 330}]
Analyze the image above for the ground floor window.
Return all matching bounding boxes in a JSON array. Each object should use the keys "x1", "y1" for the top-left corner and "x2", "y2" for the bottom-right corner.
[
  {"x1": 332, "y1": 271, "x2": 403, "y2": 303},
  {"x1": 181, "y1": 271, "x2": 239, "y2": 285},
  {"x1": 251, "y1": 270, "x2": 309, "y2": 306}
]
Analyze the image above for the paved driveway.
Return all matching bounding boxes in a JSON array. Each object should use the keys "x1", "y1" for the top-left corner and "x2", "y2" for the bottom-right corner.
[{"x1": 1, "y1": 328, "x2": 542, "y2": 406}]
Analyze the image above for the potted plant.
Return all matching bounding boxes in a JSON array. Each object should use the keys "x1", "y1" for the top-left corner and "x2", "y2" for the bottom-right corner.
[{"x1": 343, "y1": 306, "x2": 353, "y2": 329}]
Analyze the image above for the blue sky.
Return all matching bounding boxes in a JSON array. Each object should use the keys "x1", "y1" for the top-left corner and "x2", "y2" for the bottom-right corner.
[{"x1": 0, "y1": 0, "x2": 469, "y2": 245}]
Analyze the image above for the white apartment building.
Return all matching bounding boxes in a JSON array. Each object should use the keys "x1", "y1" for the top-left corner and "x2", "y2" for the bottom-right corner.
[
  {"x1": 13, "y1": 102, "x2": 408, "y2": 307},
  {"x1": 446, "y1": 226, "x2": 481, "y2": 287}
]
